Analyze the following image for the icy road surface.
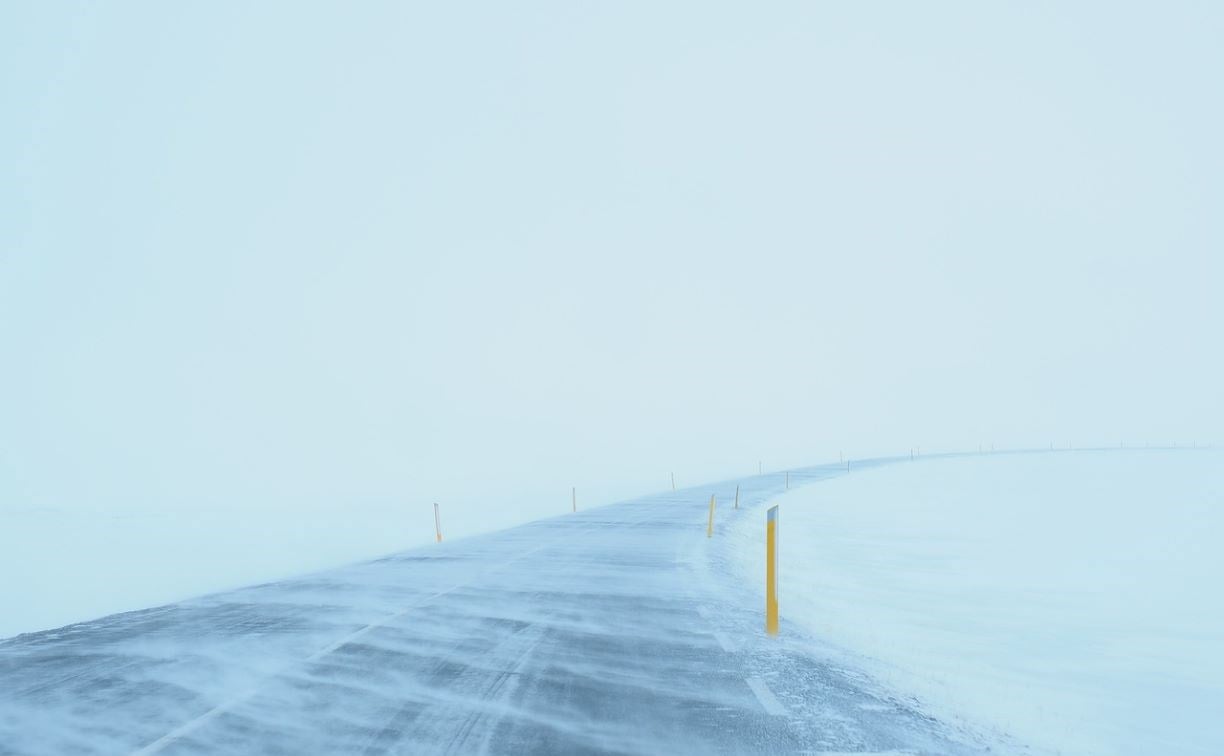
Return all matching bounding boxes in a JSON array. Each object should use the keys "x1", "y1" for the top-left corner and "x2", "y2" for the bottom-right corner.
[{"x1": 0, "y1": 462, "x2": 993, "y2": 755}]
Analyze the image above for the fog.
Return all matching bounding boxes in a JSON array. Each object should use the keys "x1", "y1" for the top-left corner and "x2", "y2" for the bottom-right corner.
[{"x1": 3, "y1": 2, "x2": 1221, "y2": 546}]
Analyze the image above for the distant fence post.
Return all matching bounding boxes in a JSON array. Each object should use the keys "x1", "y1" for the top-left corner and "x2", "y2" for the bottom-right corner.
[
  {"x1": 434, "y1": 502, "x2": 443, "y2": 543},
  {"x1": 707, "y1": 494, "x2": 716, "y2": 537},
  {"x1": 766, "y1": 505, "x2": 779, "y2": 635}
]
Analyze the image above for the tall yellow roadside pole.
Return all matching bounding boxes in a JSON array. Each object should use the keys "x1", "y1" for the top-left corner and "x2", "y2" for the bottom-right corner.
[
  {"x1": 707, "y1": 494, "x2": 716, "y2": 538},
  {"x1": 434, "y1": 502, "x2": 443, "y2": 543},
  {"x1": 766, "y1": 505, "x2": 779, "y2": 635}
]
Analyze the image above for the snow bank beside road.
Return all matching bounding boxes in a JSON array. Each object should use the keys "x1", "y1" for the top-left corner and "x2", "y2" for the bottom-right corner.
[
  {"x1": 0, "y1": 505, "x2": 419, "y2": 639},
  {"x1": 0, "y1": 489, "x2": 630, "y2": 639},
  {"x1": 730, "y1": 450, "x2": 1224, "y2": 755}
]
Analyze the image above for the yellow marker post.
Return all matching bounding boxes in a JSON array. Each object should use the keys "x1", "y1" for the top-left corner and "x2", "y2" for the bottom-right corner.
[
  {"x1": 734, "y1": 484, "x2": 740, "y2": 509},
  {"x1": 766, "y1": 505, "x2": 779, "y2": 635},
  {"x1": 707, "y1": 494, "x2": 716, "y2": 538},
  {"x1": 572, "y1": 486, "x2": 576, "y2": 513},
  {"x1": 433, "y1": 502, "x2": 443, "y2": 543}
]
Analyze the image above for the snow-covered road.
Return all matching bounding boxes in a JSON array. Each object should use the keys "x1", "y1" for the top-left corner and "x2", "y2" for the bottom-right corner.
[{"x1": 0, "y1": 462, "x2": 987, "y2": 755}]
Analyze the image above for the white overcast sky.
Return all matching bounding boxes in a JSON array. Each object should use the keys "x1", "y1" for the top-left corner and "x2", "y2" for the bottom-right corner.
[{"x1": 2, "y1": 3, "x2": 1220, "y2": 530}]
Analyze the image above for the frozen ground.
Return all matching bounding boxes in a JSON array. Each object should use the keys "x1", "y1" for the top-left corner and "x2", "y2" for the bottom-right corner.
[
  {"x1": 0, "y1": 488, "x2": 633, "y2": 640},
  {"x1": 0, "y1": 465, "x2": 995, "y2": 755},
  {"x1": 0, "y1": 505, "x2": 416, "y2": 640},
  {"x1": 728, "y1": 449, "x2": 1223, "y2": 756}
]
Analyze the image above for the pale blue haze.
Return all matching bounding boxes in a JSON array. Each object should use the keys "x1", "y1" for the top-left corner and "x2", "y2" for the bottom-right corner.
[{"x1": 2, "y1": 2, "x2": 1221, "y2": 532}]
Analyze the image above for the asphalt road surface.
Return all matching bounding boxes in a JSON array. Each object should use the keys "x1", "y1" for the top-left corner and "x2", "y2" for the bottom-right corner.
[{"x1": 0, "y1": 460, "x2": 994, "y2": 755}]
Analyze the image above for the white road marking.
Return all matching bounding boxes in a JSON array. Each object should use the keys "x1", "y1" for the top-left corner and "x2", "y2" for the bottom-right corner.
[
  {"x1": 131, "y1": 697, "x2": 247, "y2": 755},
  {"x1": 745, "y1": 676, "x2": 786, "y2": 716},
  {"x1": 809, "y1": 751, "x2": 915, "y2": 755},
  {"x1": 712, "y1": 631, "x2": 735, "y2": 653}
]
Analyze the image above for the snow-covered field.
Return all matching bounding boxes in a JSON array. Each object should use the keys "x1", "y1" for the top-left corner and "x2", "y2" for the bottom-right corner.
[
  {"x1": 730, "y1": 450, "x2": 1223, "y2": 755},
  {"x1": 0, "y1": 493, "x2": 590, "y2": 640},
  {"x1": 0, "y1": 505, "x2": 406, "y2": 640}
]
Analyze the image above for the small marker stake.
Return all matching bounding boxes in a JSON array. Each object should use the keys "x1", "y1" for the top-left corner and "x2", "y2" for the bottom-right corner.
[
  {"x1": 785, "y1": 471, "x2": 789, "y2": 490},
  {"x1": 734, "y1": 484, "x2": 740, "y2": 509},
  {"x1": 766, "y1": 506, "x2": 779, "y2": 635},
  {"x1": 572, "y1": 486, "x2": 576, "y2": 513},
  {"x1": 433, "y1": 502, "x2": 443, "y2": 543},
  {"x1": 707, "y1": 494, "x2": 716, "y2": 538},
  {"x1": 671, "y1": 472, "x2": 676, "y2": 491}
]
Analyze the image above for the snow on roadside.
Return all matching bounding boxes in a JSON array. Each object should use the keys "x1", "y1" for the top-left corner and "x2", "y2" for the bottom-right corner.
[
  {"x1": 0, "y1": 505, "x2": 423, "y2": 640},
  {"x1": 729, "y1": 450, "x2": 1224, "y2": 756},
  {"x1": 1, "y1": 489, "x2": 616, "y2": 640}
]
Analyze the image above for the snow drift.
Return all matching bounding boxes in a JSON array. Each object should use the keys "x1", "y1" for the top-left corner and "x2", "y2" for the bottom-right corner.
[{"x1": 730, "y1": 449, "x2": 1223, "y2": 755}]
